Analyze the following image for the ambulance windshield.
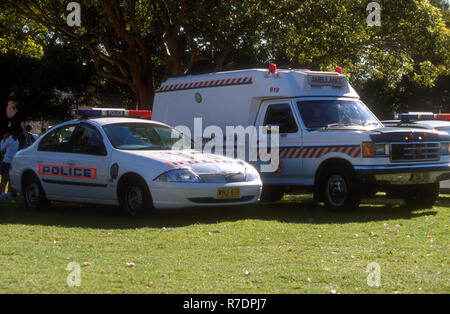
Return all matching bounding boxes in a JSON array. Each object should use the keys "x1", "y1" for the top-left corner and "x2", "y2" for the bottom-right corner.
[
  {"x1": 103, "y1": 123, "x2": 193, "y2": 150},
  {"x1": 297, "y1": 100, "x2": 381, "y2": 130}
]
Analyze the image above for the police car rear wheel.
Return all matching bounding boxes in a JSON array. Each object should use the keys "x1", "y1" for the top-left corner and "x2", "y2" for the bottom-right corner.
[
  {"x1": 23, "y1": 177, "x2": 49, "y2": 210},
  {"x1": 321, "y1": 167, "x2": 360, "y2": 211}
]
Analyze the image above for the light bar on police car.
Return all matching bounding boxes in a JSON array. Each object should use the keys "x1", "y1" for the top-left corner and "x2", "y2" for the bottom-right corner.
[
  {"x1": 71, "y1": 108, "x2": 152, "y2": 119},
  {"x1": 393, "y1": 112, "x2": 450, "y2": 121}
]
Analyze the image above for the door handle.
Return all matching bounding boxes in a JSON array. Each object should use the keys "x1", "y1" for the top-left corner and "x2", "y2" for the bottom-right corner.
[{"x1": 67, "y1": 161, "x2": 76, "y2": 166}]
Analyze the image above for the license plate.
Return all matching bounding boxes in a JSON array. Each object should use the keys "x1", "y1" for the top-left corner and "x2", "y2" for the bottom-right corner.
[{"x1": 217, "y1": 187, "x2": 240, "y2": 199}]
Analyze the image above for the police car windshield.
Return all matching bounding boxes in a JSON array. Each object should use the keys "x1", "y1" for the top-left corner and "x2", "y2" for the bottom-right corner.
[
  {"x1": 297, "y1": 100, "x2": 381, "y2": 130},
  {"x1": 103, "y1": 123, "x2": 192, "y2": 150}
]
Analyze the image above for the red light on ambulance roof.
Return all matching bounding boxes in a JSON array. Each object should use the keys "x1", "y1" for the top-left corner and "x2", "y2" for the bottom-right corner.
[
  {"x1": 269, "y1": 64, "x2": 277, "y2": 73},
  {"x1": 335, "y1": 66, "x2": 342, "y2": 74}
]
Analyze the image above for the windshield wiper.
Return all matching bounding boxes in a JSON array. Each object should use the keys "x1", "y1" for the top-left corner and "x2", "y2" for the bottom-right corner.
[
  {"x1": 362, "y1": 121, "x2": 379, "y2": 126},
  {"x1": 317, "y1": 122, "x2": 361, "y2": 130}
]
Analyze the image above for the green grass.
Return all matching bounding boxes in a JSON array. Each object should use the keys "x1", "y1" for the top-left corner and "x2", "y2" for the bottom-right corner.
[{"x1": 0, "y1": 193, "x2": 448, "y2": 294}]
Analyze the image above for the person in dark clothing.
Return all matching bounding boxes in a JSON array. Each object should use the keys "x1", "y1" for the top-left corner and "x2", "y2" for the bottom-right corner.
[{"x1": 23, "y1": 124, "x2": 37, "y2": 148}]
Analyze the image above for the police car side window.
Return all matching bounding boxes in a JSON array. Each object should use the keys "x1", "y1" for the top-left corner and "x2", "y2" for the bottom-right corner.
[
  {"x1": 38, "y1": 125, "x2": 77, "y2": 153},
  {"x1": 72, "y1": 125, "x2": 107, "y2": 156},
  {"x1": 264, "y1": 103, "x2": 298, "y2": 133}
]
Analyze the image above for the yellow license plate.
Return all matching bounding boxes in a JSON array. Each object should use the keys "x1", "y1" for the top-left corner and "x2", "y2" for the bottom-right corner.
[{"x1": 217, "y1": 187, "x2": 240, "y2": 199}]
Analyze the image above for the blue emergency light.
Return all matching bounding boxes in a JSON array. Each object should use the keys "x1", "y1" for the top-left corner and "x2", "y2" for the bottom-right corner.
[
  {"x1": 71, "y1": 108, "x2": 152, "y2": 119},
  {"x1": 393, "y1": 112, "x2": 450, "y2": 121}
]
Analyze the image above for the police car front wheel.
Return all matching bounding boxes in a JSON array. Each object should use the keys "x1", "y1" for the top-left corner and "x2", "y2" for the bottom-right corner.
[{"x1": 119, "y1": 176, "x2": 153, "y2": 217}]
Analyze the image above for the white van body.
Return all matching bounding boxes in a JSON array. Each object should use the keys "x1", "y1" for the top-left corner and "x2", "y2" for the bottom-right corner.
[{"x1": 152, "y1": 68, "x2": 450, "y2": 209}]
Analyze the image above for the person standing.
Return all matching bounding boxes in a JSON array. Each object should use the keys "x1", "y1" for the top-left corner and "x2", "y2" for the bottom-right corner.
[
  {"x1": 23, "y1": 124, "x2": 37, "y2": 148},
  {"x1": 0, "y1": 130, "x2": 20, "y2": 200}
]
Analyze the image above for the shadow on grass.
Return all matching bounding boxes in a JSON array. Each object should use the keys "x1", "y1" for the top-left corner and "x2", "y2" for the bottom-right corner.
[{"x1": 0, "y1": 193, "x2": 441, "y2": 230}]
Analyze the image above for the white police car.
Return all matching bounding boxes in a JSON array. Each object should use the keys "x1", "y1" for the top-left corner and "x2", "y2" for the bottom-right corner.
[
  {"x1": 9, "y1": 108, "x2": 262, "y2": 217},
  {"x1": 383, "y1": 113, "x2": 450, "y2": 193}
]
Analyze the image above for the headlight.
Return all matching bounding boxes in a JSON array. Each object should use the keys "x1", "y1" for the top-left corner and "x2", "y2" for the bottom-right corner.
[
  {"x1": 362, "y1": 142, "x2": 389, "y2": 157},
  {"x1": 441, "y1": 142, "x2": 450, "y2": 155},
  {"x1": 245, "y1": 166, "x2": 260, "y2": 182},
  {"x1": 154, "y1": 169, "x2": 202, "y2": 183}
]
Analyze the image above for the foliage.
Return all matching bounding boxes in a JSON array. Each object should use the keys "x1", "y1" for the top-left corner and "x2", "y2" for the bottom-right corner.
[{"x1": 1, "y1": 0, "x2": 449, "y2": 114}]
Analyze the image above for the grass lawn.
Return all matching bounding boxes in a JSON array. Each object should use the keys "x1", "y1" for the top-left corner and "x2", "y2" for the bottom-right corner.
[{"x1": 0, "y1": 193, "x2": 448, "y2": 294}]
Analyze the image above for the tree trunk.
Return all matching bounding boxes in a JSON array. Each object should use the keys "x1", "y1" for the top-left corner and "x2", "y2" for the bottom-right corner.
[{"x1": 135, "y1": 82, "x2": 154, "y2": 110}]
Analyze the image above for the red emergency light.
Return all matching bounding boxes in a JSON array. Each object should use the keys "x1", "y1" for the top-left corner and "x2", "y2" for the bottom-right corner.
[
  {"x1": 436, "y1": 114, "x2": 450, "y2": 120},
  {"x1": 130, "y1": 110, "x2": 152, "y2": 118},
  {"x1": 268, "y1": 63, "x2": 277, "y2": 74},
  {"x1": 335, "y1": 66, "x2": 342, "y2": 74}
]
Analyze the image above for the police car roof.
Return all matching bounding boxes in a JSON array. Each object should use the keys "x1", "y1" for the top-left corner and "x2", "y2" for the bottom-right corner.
[{"x1": 75, "y1": 117, "x2": 170, "y2": 128}]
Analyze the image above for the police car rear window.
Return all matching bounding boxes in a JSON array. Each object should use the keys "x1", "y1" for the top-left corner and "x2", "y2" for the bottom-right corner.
[{"x1": 102, "y1": 123, "x2": 192, "y2": 150}]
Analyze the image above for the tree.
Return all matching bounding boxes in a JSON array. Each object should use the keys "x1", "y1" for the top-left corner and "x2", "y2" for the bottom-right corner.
[
  {"x1": 3, "y1": 0, "x2": 449, "y2": 114},
  {"x1": 4, "y1": 0, "x2": 156, "y2": 109}
]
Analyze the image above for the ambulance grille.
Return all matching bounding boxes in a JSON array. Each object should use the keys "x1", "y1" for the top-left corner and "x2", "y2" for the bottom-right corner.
[{"x1": 390, "y1": 142, "x2": 440, "y2": 162}]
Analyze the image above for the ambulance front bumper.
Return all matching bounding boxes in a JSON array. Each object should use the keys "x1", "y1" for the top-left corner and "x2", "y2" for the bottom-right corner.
[
  {"x1": 149, "y1": 181, "x2": 262, "y2": 209},
  {"x1": 354, "y1": 163, "x2": 450, "y2": 185}
]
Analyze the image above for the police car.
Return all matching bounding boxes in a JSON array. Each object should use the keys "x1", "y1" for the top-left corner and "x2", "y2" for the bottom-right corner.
[
  {"x1": 9, "y1": 108, "x2": 262, "y2": 217},
  {"x1": 152, "y1": 65, "x2": 450, "y2": 210},
  {"x1": 383, "y1": 113, "x2": 450, "y2": 192}
]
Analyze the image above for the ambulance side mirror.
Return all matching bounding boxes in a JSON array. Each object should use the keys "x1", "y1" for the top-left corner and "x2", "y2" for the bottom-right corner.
[{"x1": 265, "y1": 124, "x2": 279, "y2": 134}]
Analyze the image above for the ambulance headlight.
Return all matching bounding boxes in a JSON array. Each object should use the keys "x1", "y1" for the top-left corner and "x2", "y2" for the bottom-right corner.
[
  {"x1": 362, "y1": 142, "x2": 389, "y2": 157},
  {"x1": 154, "y1": 169, "x2": 202, "y2": 183},
  {"x1": 440, "y1": 142, "x2": 450, "y2": 155},
  {"x1": 245, "y1": 166, "x2": 260, "y2": 182}
]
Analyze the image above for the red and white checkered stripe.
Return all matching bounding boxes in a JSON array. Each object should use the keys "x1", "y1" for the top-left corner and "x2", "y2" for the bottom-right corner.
[
  {"x1": 156, "y1": 76, "x2": 253, "y2": 93},
  {"x1": 277, "y1": 145, "x2": 361, "y2": 159}
]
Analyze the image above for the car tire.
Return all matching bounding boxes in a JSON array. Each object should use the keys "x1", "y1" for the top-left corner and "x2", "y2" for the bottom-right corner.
[
  {"x1": 119, "y1": 176, "x2": 153, "y2": 218},
  {"x1": 260, "y1": 186, "x2": 284, "y2": 203},
  {"x1": 403, "y1": 182, "x2": 439, "y2": 209},
  {"x1": 22, "y1": 175, "x2": 49, "y2": 210},
  {"x1": 320, "y1": 166, "x2": 361, "y2": 211}
]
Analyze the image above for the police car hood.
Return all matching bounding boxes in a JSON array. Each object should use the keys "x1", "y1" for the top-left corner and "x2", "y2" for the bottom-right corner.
[
  {"x1": 124, "y1": 149, "x2": 247, "y2": 174},
  {"x1": 369, "y1": 127, "x2": 450, "y2": 142}
]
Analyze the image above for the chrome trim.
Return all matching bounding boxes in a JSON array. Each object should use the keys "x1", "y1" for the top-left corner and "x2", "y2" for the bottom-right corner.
[
  {"x1": 354, "y1": 163, "x2": 450, "y2": 172},
  {"x1": 390, "y1": 142, "x2": 440, "y2": 162}
]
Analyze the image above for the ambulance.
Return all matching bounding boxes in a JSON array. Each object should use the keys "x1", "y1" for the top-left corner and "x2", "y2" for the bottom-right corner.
[{"x1": 152, "y1": 65, "x2": 450, "y2": 210}]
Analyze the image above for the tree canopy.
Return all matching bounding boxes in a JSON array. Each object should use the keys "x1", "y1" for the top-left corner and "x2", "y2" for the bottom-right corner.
[{"x1": 1, "y1": 0, "x2": 449, "y2": 116}]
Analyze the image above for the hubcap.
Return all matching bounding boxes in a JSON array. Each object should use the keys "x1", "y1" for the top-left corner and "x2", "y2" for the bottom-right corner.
[
  {"x1": 326, "y1": 174, "x2": 347, "y2": 207},
  {"x1": 127, "y1": 185, "x2": 143, "y2": 214},
  {"x1": 25, "y1": 182, "x2": 40, "y2": 207}
]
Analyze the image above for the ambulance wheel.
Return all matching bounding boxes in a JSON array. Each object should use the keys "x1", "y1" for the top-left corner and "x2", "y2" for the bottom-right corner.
[
  {"x1": 403, "y1": 183, "x2": 439, "y2": 209},
  {"x1": 320, "y1": 167, "x2": 361, "y2": 211},
  {"x1": 119, "y1": 175, "x2": 153, "y2": 217},
  {"x1": 260, "y1": 186, "x2": 284, "y2": 203},
  {"x1": 22, "y1": 174, "x2": 49, "y2": 210}
]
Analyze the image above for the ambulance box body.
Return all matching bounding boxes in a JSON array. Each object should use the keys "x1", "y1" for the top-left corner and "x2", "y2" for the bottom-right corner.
[{"x1": 152, "y1": 67, "x2": 450, "y2": 210}]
